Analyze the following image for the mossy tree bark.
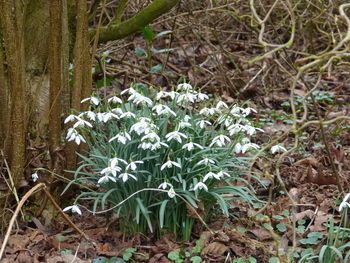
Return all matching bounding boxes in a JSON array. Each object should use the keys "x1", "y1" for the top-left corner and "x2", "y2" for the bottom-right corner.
[{"x1": 0, "y1": 0, "x2": 180, "y2": 193}]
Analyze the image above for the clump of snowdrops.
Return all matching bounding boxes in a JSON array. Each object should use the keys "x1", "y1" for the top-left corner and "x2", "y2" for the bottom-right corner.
[{"x1": 63, "y1": 82, "x2": 262, "y2": 239}]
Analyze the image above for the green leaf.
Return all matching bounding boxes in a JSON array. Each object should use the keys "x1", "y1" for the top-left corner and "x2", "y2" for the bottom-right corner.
[
  {"x1": 123, "y1": 252, "x2": 133, "y2": 261},
  {"x1": 143, "y1": 25, "x2": 154, "y2": 42},
  {"x1": 155, "y1": 30, "x2": 172, "y2": 38},
  {"x1": 150, "y1": 64, "x2": 163, "y2": 73},
  {"x1": 55, "y1": 235, "x2": 65, "y2": 242},
  {"x1": 109, "y1": 258, "x2": 126, "y2": 263},
  {"x1": 276, "y1": 223, "x2": 287, "y2": 232},
  {"x1": 268, "y1": 257, "x2": 280, "y2": 263},
  {"x1": 150, "y1": 47, "x2": 175, "y2": 54},
  {"x1": 92, "y1": 257, "x2": 108, "y2": 263},
  {"x1": 272, "y1": 215, "x2": 283, "y2": 220},
  {"x1": 263, "y1": 223, "x2": 273, "y2": 231},
  {"x1": 307, "y1": 232, "x2": 322, "y2": 239},
  {"x1": 97, "y1": 77, "x2": 113, "y2": 89},
  {"x1": 168, "y1": 251, "x2": 180, "y2": 260},
  {"x1": 135, "y1": 47, "x2": 147, "y2": 57},
  {"x1": 159, "y1": 200, "x2": 169, "y2": 228},
  {"x1": 248, "y1": 257, "x2": 257, "y2": 263},
  {"x1": 190, "y1": 256, "x2": 202, "y2": 263}
]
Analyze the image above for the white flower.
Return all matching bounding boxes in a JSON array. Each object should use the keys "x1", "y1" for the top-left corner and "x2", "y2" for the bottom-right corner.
[
  {"x1": 108, "y1": 96, "x2": 123, "y2": 104},
  {"x1": 63, "y1": 205, "x2": 82, "y2": 215},
  {"x1": 197, "y1": 92, "x2": 209, "y2": 101},
  {"x1": 109, "y1": 131, "x2": 131, "y2": 144},
  {"x1": 130, "y1": 118, "x2": 157, "y2": 135},
  {"x1": 216, "y1": 101, "x2": 228, "y2": 109},
  {"x1": 241, "y1": 143, "x2": 260, "y2": 153},
  {"x1": 64, "y1": 114, "x2": 78, "y2": 124},
  {"x1": 168, "y1": 187, "x2": 176, "y2": 198},
  {"x1": 150, "y1": 141, "x2": 169, "y2": 150},
  {"x1": 244, "y1": 125, "x2": 264, "y2": 136},
  {"x1": 177, "y1": 83, "x2": 193, "y2": 91},
  {"x1": 73, "y1": 118, "x2": 93, "y2": 128},
  {"x1": 217, "y1": 170, "x2": 230, "y2": 178},
  {"x1": 161, "y1": 160, "x2": 181, "y2": 171},
  {"x1": 203, "y1": 171, "x2": 221, "y2": 182},
  {"x1": 141, "y1": 132, "x2": 160, "y2": 142},
  {"x1": 128, "y1": 92, "x2": 153, "y2": 106},
  {"x1": 156, "y1": 90, "x2": 167, "y2": 100},
  {"x1": 111, "y1": 108, "x2": 124, "y2": 115},
  {"x1": 271, "y1": 145, "x2": 287, "y2": 154},
  {"x1": 196, "y1": 158, "x2": 215, "y2": 166},
  {"x1": 120, "y1": 111, "x2": 136, "y2": 119},
  {"x1": 183, "y1": 115, "x2": 191, "y2": 122},
  {"x1": 193, "y1": 182, "x2": 208, "y2": 191},
  {"x1": 241, "y1": 107, "x2": 257, "y2": 116},
  {"x1": 158, "y1": 182, "x2": 173, "y2": 190},
  {"x1": 177, "y1": 92, "x2": 196, "y2": 104},
  {"x1": 66, "y1": 128, "x2": 86, "y2": 145},
  {"x1": 234, "y1": 142, "x2": 242, "y2": 154},
  {"x1": 101, "y1": 112, "x2": 120, "y2": 122},
  {"x1": 165, "y1": 131, "x2": 188, "y2": 143},
  {"x1": 81, "y1": 96, "x2": 100, "y2": 105},
  {"x1": 210, "y1": 134, "x2": 231, "y2": 147},
  {"x1": 101, "y1": 166, "x2": 121, "y2": 177},
  {"x1": 182, "y1": 142, "x2": 203, "y2": 151},
  {"x1": 196, "y1": 120, "x2": 211, "y2": 129},
  {"x1": 230, "y1": 105, "x2": 242, "y2": 116},
  {"x1": 121, "y1": 87, "x2": 136, "y2": 95},
  {"x1": 110, "y1": 157, "x2": 128, "y2": 167},
  {"x1": 31, "y1": 173, "x2": 39, "y2": 182},
  {"x1": 178, "y1": 121, "x2": 191, "y2": 129},
  {"x1": 199, "y1": 107, "x2": 217, "y2": 116},
  {"x1": 79, "y1": 111, "x2": 96, "y2": 121},
  {"x1": 119, "y1": 172, "x2": 137, "y2": 182},
  {"x1": 339, "y1": 193, "x2": 350, "y2": 212},
  {"x1": 152, "y1": 104, "x2": 176, "y2": 117},
  {"x1": 126, "y1": 161, "x2": 143, "y2": 171},
  {"x1": 98, "y1": 174, "x2": 117, "y2": 184}
]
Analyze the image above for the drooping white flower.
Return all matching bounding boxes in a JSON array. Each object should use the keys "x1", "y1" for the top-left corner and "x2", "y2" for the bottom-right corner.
[
  {"x1": 152, "y1": 104, "x2": 176, "y2": 117},
  {"x1": 168, "y1": 187, "x2": 176, "y2": 198},
  {"x1": 241, "y1": 107, "x2": 257, "y2": 116},
  {"x1": 121, "y1": 87, "x2": 136, "y2": 95},
  {"x1": 150, "y1": 141, "x2": 169, "y2": 150},
  {"x1": 196, "y1": 120, "x2": 212, "y2": 129},
  {"x1": 193, "y1": 182, "x2": 208, "y2": 191},
  {"x1": 217, "y1": 170, "x2": 230, "y2": 178},
  {"x1": 165, "y1": 131, "x2": 188, "y2": 143},
  {"x1": 243, "y1": 125, "x2": 264, "y2": 136},
  {"x1": 31, "y1": 173, "x2": 39, "y2": 182},
  {"x1": 141, "y1": 132, "x2": 160, "y2": 143},
  {"x1": 126, "y1": 160, "x2": 144, "y2": 171},
  {"x1": 109, "y1": 131, "x2": 131, "y2": 144},
  {"x1": 120, "y1": 111, "x2": 136, "y2": 119},
  {"x1": 339, "y1": 193, "x2": 350, "y2": 212},
  {"x1": 108, "y1": 96, "x2": 123, "y2": 104},
  {"x1": 197, "y1": 92, "x2": 209, "y2": 101},
  {"x1": 241, "y1": 143, "x2": 260, "y2": 153},
  {"x1": 230, "y1": 105, "x2": 241, "y2": 116},
  {"x1": 178, "y1": 121, "x2": 191, "y2": 129},
  {"x1": 176, "y1": 92, "x2": 196, "y2": 104},
  {"x1": 64, "y1": 114, "x2": 78, "y2": 124},
  {"x1": 128, "y1": 92, "x2": 153, "y2": 106},
  {"x1": 98, "y1": 174, "x2": 117, "y2": 184},
  {"x1": 199, "y1": 107, "x2": 217, "y2": 116},
  {"x1": 66, "y1": 128, "x2": 86, "y2": 145},
  {"x1": 101, "y1": 112, "x2": 120, "y2": 123},
  {"x1": 79, "y1": 111, "x2": 96, "y2": 121},
  {"x1": 81, "y1": 96, "x2": 100, "y2": 105},
  {"x1": 271, "y1": 145, "x2": 287, "y2": 154},
  {"x1": 156, "y1": 90, "x2": 167, "y2": 100},
  {"x1": 196, "y1": 158, "x2": 215, "y2": 166},
  {"x1": 177, "y1": 83, "x2": 193, "y2": 92},
  {"x1": 160, "y1": 160, "x2": 181, "y2": 171},
  {"x1": 63, "y1": 205, "x2": 82, "y2": 215},
  {"x1": 110, "y1": 157, "x2": 128, "y2": 167},
  {"x1": 158, "y1": 182, "x2": 173, "y2": 190},
  {"x1": 119, "y1": 172, "x2": 137, "y2": 182},
  {"x1": 209, "y1": 134, "x2": 231, "y2": 147},
  {"x1": 183, "y1": 115, "x2": 191, "y2": 122},
  {"x1": 228, "y1": 123, "x2": 245, "y2": 135},
  {"x1": 203, "y1": 171, "x2": 221, "y2": 182},
  {"x1": 130, "y1": 118, "x2": 158, "y2": 135},
  {"x1": 73, "y1": 118, "x2": 93, "y2": 128},
  {"x1": 100, "y1": 166, "x2": 121, "y2": 177},
  {"x1": 111, "y1": 108, "x2": 124, "y2": 116},
  {"x1": 234, "y1": 142, "x2": 242, "y2": 154},
  {"x1": 182, "y1": 142, "x2": 203, "y2": 151},
  {"x1": 216, "y1": 101, "x2": 228, "y2": 110}
]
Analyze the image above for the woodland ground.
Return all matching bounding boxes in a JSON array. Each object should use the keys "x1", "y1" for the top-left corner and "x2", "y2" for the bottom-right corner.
[{"x1": 1, "y1": 1, "x2": 350, "y2": 262}]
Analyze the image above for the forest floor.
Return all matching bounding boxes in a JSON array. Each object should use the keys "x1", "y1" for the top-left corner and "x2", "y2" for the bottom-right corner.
[{"x1": 1, "y1": 1, "x2": 350, "y2": 262}]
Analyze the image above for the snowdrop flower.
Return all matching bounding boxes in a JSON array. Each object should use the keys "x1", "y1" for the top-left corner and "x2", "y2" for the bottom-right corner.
[
  {"x1": 108, "y1": 96, "x2": 123, "y2": 104},
  {"x1": 156, "y1": 90, "x2": 167, "y2": 100},
  {"x1": 96, "y1": 112, "x2": 105, "y2": 122},
  {"x1": 101, "y1": 166, "x2": 121, "y2": 177},
  {"x1": 210, "y1": 134, "x2": 231, "y2": 147},
  {"x1": 230, "y1": 105, "x2": 241, "y2": 116},
  {"x1": 178, "y1": 121, "x2": 191, "y2": 129},
  {"x1": 165, "y1": 131, "x2": 188, "y2": 143},
  {"x1": 111, "y1": 108, "x2": 124, "y2": 115},
  {"x1": 193, "y1": 182, "x2": 208, "y2": 191},
  {"x1": 138, "y1": 142, "x2": 153, "y2": 150},
  {"x1": 183, "y1": 115, "x2": 191, "y2": 122},
  {"x1": 110, "y1": 157, "x2": 128, "y2": 167},
  {"x1": 79, "y1": 111, "x2": 96, "y2": 121},
  {"x1": 121, "y1": 87, "x2": 136, "y2": 95},
  {"x1": 66, "y1": 128, "x2": 86, "y2": 145},
  {"x1": 339, "y1": 193, "x2": 350, "y2": 212},
  {"x1": 199, "y1": 107, "x2": 217, "y2": 116},
  {"x1": 228, "y1": 123, "x2": 245, "y2": 135},
  {"x1": 81, "y1": 96, "x2": 100, "y2": 105},
  {"x1": 244, "y1": 125, "x2": 264, "y2": 136},
  {"x1": 120, "y1": 111, "x2": 136, "y2": 119},
  {"x1": 161, "y1": 160, "x2": 181, "y2": 170},
  {"x1": 141, "y1": 132, "x2": 160, "y2": 143},
  {"x1": 241, "y1": 143, "x2": 260, "y2": 153},
  {"x1": 241, "y1": 107, "x2": 257, "y2": 117},
  {"x1": 168, "y1": 187, "x2": 176, "y2": 198},
  {"x1": 64, "y1": 114, "x2": 78, "y2": 124},
  {"x1": 101, "y1": 112, "x2": 120, "y2": 123},
  {"x1": 217, "y1": 170, "x2": 230, "y2": 178},
  {"x1": 234, "y1": 142, "x2": 243, "y2": 154},
  {"x1": 216, "y1": 101, "x2": 228, "y2": 110},
  {"x1": 196, "y1": 120, "x2": 211, "y2": 129},
  {"x1": 73, "y1": 118, "x2": 93, "y2": 128},
  {"x1": 63, "y1": 205, "x2": 82, "y2": 215},
  {"x1": 158, "y1": 182, "x2": 173, "y2": 190},
  {"x1": 152, "y1": 104, "x2": 176, "y2": 117},
  {"x1": 109, "y1": 131, "x2": 131, "y2": 144},
  {"x1": 177, "y1": 92, "x2": 196, "y2": 104},
  {"x1": 197, "y1": 92, "x2": 209, "y2": 101},
  {"x1": 130, "y1": 119, "x2": 152, "y2": 135},
  {"x1": 196, "y1": 158, "x2": 215, "y2": 166},
  {"x1": 128, "y1": 92, "x2": 153, "y2": 106},
  {"x1": 150, "y1": 141, "x2": 169, "y2": 150},
  {"x1": 98, "y1": 174, "x2": 117, "y2": 184},
  {"x1": 271, "y1": 145, "x2": 287, "y2": 154},
  {"x1": 31, "y1": 173, "x2": 39, "y2": 182},
  {"x1": 177, "y1": 83, "x2": 193, "y2": 92},
  {"x1": 119, "y1": 171, "x2": 137, "y2": 182},
  {"x1": 182, "y1": 142, "x2": 203, "y2": 151},
  {"x1": 203, "y1": 171, "x2": 221, "y2": 182},
  {"x1": 126, "y1": 160, "x2": 144, "y2": 171}
]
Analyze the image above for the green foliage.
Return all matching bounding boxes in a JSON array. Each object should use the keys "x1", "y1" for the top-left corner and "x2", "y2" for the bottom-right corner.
[{"x1": 64, "y1": 82, "x2": 261, "y2": 239}]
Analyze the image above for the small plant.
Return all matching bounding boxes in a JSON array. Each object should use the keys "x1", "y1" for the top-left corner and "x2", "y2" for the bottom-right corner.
[
  {"x1": 63, "y1": 82, "x2": 261, "y2": 239},
  {"x1": 55, "y1": 235, "x2": 65, "y2": 252}
]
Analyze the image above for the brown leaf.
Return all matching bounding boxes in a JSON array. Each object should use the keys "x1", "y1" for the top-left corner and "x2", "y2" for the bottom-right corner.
[{"x1": 201, "y1": 242, "x2": 227, "y2": 256}]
